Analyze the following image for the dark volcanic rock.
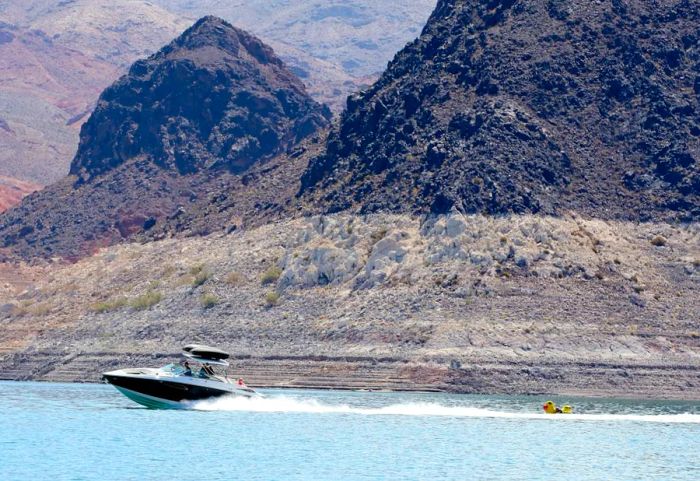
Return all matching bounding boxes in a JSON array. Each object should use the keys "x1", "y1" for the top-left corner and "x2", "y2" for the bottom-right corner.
[
  {"x1": 71, "y1": 16, "x2": 330, "y2": 182},
  {"x1": 300, "y1": 0, "x2": 699, "y2": 221},
  {"x1": 0, "y1": 16, "x2": 329, "y2": 260}
]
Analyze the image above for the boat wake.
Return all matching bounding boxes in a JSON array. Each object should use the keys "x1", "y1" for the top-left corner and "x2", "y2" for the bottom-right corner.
[{"x1": 190, "y1": 395, "x2": 700, "y2": 424}]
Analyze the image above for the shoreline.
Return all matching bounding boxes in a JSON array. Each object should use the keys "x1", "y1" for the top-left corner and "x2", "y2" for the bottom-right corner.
[{"x1": 2, "y1": 351, "x2": 700, "y2": 401}]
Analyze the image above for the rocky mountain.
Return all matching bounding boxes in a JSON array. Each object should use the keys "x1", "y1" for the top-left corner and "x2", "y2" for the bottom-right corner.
[
  {"x1": 0, "y1": 16, "x2": 329, "y2": 260},
  {"x1": 71, "y1": 16, "x2": 329, "y2": 181},
  {"x1": 0, "y1": 0, "x2": 434, "y2": 186},
  {"x1": 300, "y1": 0, "x2": 699, "y2": 222}
]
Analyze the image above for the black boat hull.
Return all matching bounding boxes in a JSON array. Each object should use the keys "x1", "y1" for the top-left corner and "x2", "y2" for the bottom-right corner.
[{"x1": 103, "y1": 374, "x2": 233, "y2": 405}]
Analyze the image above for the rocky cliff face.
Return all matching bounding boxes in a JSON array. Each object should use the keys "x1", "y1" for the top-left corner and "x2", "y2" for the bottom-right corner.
[
  {"x1": 300, "y1": 0, "x2": 699, "y2": 221},
  {"x1": 0, "y1": 16, "x2": 329, "y2": 260}
]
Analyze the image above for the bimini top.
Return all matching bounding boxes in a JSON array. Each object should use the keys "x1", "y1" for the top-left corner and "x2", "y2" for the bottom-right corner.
[{"x1": 182, "y1": 344, "x2": 230, "y2": 361}]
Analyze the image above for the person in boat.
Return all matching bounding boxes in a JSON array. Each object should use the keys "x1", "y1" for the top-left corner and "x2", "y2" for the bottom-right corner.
[
  {"x1": 182, "y1": 361, "x2": 192, "y2": 376},
  {"x1": 542, "y1": 400, "x2": 573, "y2": 414},
  {"x1": 198, "y1": 363, "x2": 215, "y2": 378},
  {"x1": 237, "y1": 378, "x2": 246, "y2": 387}
]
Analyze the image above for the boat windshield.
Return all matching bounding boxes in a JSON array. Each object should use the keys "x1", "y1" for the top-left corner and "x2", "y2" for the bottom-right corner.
[
  {"x1": 160, "y1": 363, "x2": 186, "y2": 375},
  {"x1": 159, "y1": 362, "x2": 224, "y2": 379}
]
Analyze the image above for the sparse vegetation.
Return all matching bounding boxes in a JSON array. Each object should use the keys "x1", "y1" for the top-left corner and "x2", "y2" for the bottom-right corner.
[
  {"x1": 264, "y1": 291, "x2": 280, "y2": 306},
  {"x1": 200, "y1": 293, "x2": 220, "y2": 309},
  {"x1": 130, "y1": 290, "x2": 162, "y2": 310},
  {"x1": 13, "y1": 302, "x2": 52, "y2": 317},
  {"x1": 192, "y1": 270, "x2": 211, "y2": 287},
  {"x1": 261, "y1": 266, "x2": 282, "y2": 285},
  {"x1": 226, "y1": 271, "x2": 245, "y2": 285},
  {"x1": 31, "y1": 303, "x2": 52, "y2": 316},
  {"x1": 90, "y1": 297, "x2": 128, "y2": 313},
  {"x1": 161, "y1": 264, "x2": 177, "y2": 278},
  {"x1": 650, "y1": 235, "x2": 667, "y2": 247},
  {"x1": 189, "y1": 264, "x2": 206, "y2": 276},
  {"x1": 370, "y1": 227, "x2": 388, "y2": 243}
]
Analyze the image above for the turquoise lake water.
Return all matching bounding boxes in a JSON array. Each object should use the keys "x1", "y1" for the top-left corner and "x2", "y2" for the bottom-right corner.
[{"x1": 2, "y1": 381, "x2": 699, "y2": 481}]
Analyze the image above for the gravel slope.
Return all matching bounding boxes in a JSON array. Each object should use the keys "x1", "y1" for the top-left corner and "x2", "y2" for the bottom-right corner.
[{"x1": 2, "y1": 213, "x2": 698, "y2": 398}]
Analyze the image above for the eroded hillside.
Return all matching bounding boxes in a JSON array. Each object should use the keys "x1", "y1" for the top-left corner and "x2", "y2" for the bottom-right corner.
[{"x1": 1, "y1": 213, "x2": 698, "y2": 397}]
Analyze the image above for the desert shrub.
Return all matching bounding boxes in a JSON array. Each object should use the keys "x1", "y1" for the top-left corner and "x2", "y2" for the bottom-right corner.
[
  {"x1": 32, "y1": 303, "x2": 52, "y2": 316},
  {"x1": 190, "y1": 264, "x2": 212, "y2": 287},
  {"x1": 650, "y1": 235, "x2": 667, "y2": 246},
  {"x1": 10, "y1": 304, "x2": 27, "y2": 317},
  {"x1": 13, "y1": 302, "x2": 52, "y2": 317},
  {"x1": 261, "y1": 266, "x2": 282, "y2": 285},
  {"x1": 264, "y1": 291, "x2": 280, "y2": 306},
  {"x1": 370, "y1": 227, "x2": 388, "y2": 244},
  {"x1": 161, "y1": 264, "x2": 177, "y2": 278},
  {"x1": 189, "y1": 264, "x2": 205, "y2": 276},
  {"x1": 226, "y1": 271, "x2": 244, "y2": 285},
  {"x1": 90, "y1": 297, "x2": 128, "y2": 313},
  {"x1": 131, "y1": 291, "x2": 162, "y2": 310},
  {"x1": 200, "y1": 293, "x2": 220, "y2": 309},
  {"x1": 192, "y1": 270, "x2": 211, "y2": 287}
]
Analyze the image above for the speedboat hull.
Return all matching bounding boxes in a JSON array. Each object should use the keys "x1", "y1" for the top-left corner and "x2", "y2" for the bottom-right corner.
[{"x1": 103, "y1": 369, "x2": 258, "y2": 409}]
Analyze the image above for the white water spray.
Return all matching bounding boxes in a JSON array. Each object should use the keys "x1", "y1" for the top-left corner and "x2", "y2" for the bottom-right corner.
[{"x1": 190, "y1": 395, "x2": 700, "y2": 424}]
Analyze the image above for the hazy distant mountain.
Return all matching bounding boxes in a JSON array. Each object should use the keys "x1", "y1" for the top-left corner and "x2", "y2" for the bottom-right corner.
[
  {"x1": 301, "y1": 0, "x2": 699, "y2": 221},
  {"x1": 0, "y1": 175, "x2": 39, "y2": 213},
  {"x1": 0, "y1": 1, "x2": 191, "y2": 185},
  {"x1": 0, "y1": 0, "x2": 435, "y2": 186},
  {"x1": 150, "y1": 0, "x2": 437, "y2": 77}
]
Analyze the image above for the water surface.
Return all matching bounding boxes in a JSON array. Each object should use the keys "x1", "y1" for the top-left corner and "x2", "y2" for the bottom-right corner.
[{"x1": 2, "y1": 381, "x2": 699, "y2": 480}]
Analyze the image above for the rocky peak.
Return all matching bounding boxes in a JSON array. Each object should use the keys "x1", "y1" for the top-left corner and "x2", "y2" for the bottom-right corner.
[
  {"x1": 300, "y1": 0, "x2": 699, "y2": 221},
  {"x1": 155, "y1": 16, "x2": 281, "y2": 68},
  {"x1": 0, "y1": 17, "x2": 330, "y2": 261},
  {"x1": 70, "y1": 16, "x2": 330, "y2": 181}
]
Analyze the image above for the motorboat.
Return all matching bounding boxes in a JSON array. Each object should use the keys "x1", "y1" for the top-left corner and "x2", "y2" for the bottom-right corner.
[{"x1": 103, "y1": 344, "x2": 260, "y2": 409}]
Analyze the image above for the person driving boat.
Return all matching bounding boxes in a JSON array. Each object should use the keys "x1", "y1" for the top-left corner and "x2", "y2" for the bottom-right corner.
[{"x1": 199, "y1": 363, "x2": 215, "y2": 378}]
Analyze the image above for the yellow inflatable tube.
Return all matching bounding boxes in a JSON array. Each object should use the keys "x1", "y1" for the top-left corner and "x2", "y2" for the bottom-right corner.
[{"x1": 542, "y1": 400, "x2": 573, "y2": 414}]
